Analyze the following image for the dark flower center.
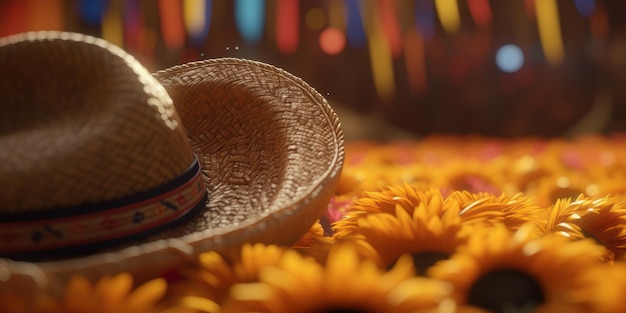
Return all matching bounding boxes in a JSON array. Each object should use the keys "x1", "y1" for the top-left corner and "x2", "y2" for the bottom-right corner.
[
  {"x1": 468, "y1": 268, "x2": 544, "y2": 313},
  {"x1": 410, "y1": 251, "x2": 451, "y2": 275},
  {"x1": 581, "y1": 229, "x2": 603, "y2": 245}
]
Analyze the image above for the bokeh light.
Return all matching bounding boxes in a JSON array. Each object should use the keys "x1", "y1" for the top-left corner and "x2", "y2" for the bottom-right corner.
[
  {"x1": 2, "y1": 0, "x2": 619, "y2": 137},
  {"x1": 467, "y1": 0, "x2": 492, "y2": 28},
  {"x1": 574, "y1": 0, "x2": 596, "y2": 18},
  {"x1": 319, "y1": 27, "x2": 345, "y2": 55},
  {"x1": 345, "y1": 0, "x2": 366, "y2": 48},
  {"x1": 496, "y1": 44, "x2": 524, "y2": 73},
  {"x1": 415, "y1": 0, "x2": 435, "y2": 40},
  {"x1": 434, "y1": 0, "x2": 461, "y2": 34},
  {"x1": 183, "y1": 0, "x2": 211, "y2": 47},
  {"x1": 276, "y1": 0, "x2": 299, "y2": 55},
  {"x1": 535, "y1": 0, "x2": 564, "y2": 66},
  {"x1": 305, "y1": 7, "x2": 326, "y2": 30},
  {"x1": 235, "y1": 0, "x2": 265, "y2": 44}
]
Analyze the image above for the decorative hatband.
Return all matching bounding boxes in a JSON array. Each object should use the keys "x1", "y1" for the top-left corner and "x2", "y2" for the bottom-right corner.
[{"x1": 0, "y1": 159, "x2": 207, "y2": 260}]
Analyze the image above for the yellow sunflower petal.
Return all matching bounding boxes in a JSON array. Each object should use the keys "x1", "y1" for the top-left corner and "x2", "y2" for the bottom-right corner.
[
  {"x1": 123, "y1": 278, "x2": 167, "y2": 312},
  {"x1": 63, "y1": 275, "x2": 95, "y2": 312},
  {"x1": 429, "y1": 224, "x2": 606, "y2": 312},
  {"x1": 174, "y1": 296, "x2": 221, "y2": 313},
  {"x1": 94, "y1": 273, "x2": 133, "y2": 310}
]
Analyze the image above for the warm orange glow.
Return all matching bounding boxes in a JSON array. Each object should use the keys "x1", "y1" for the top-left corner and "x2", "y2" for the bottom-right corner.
[
  {"x1": 26, "y1": 0, "x2": 64, "y2": 32},
  {"x1": 0, "y1": 1, "x2": 24, "y2": 37},
  {"x1": 404, "y1": 29, "x2": 427, "y2": 96},
  {"x1": 276, "y1": 0, "x2": 299, "y2": 55},
  {"x1": 158, "y1": 0, "x2": 185, "y2": 49},
  {"x1": 535, "y1": 0, "x2": 564, "y2": 66},
  {"x1": 1, "y1": 0, "x2": 64, "y2": 37},
  {"x1": 377, "y1": 0, "x2": 402, "y2": 57},
  {"x1": 319, "y1": 27, "x2": 345, "y2": 55}
]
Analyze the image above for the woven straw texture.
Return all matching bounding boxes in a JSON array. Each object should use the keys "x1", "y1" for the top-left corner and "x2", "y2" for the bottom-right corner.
[
  {"x1": 0, "y1": 32, "x2": 194, "y2": 212},
  {"x1": 0, "y1": 32, "x2": 344, "y2": 289}
]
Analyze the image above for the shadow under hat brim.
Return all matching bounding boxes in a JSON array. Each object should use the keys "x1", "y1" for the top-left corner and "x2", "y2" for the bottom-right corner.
[{"x1": 2, "y1": 58, "x2": 344, "y2": 288}]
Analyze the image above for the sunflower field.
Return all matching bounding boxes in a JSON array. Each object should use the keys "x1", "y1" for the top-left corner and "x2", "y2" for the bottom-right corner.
[{"x1": 5, "y1": 134, "x2": 626, "y2": 313}]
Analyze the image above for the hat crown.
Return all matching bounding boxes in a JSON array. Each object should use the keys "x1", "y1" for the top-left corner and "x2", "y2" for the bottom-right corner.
[
  {"x1": 0, "y1": 32, "x2": 344, "y2": 282},
  {"x1": 0, "y1": 32, "x2": 196, "y2": 213}
]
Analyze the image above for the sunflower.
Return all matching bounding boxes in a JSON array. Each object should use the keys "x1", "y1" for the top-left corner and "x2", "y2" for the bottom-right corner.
[
  {"x1": 0, "y1": 273, "x2": 166, "y2": 313},
  {"x1": 536, "y1": 195, "x2": 626, "y2": 261},
  {"x1": 338, "y1": 141, "x2": 430, "y2": 198},
  {"x1": 445, "y1": 191, "x2": 542, "y2": 230},
  {"x1": 589, "y1": 171, "x2": 626, "y2": 203},
  {"x1": 219, "y1": 244, "x2": 471, "y2": 313},
  {"x1": 428, "y1": 223, "x2": 606, "y2": 313},
  {"x1": 0, "y1": 283, "x2": 34, "y2": 313},
  {"x1": 347, "y1": 199, "x2": 473, "y2": 274},
  {"x1": 582, "y1": 261, "x2": 626, "y2": 313},
  {"x1": 331, "y1": 185, "x2": 446, "y2": 239},
  {"x1": 334, "y1": 166, "x2": 365, "y2": 196},
  {"x1": 529, "y1": 172, "x2": 596, "y2": 207},
  {"x1": 291, "y1": 220, "x2": 326, "y2": 249},
  {"x1": 505, "y1": 154, "x2": 554, "y2": 195},
  {"x1": 167, "y1": 243, "x2": 288, "y2": 307},
  {"x1": 340, "y1": 164, "x2": 435, "y2": 199},
  {"x1": 430, "y1": 160, "x2": 506, "y2": 196}
]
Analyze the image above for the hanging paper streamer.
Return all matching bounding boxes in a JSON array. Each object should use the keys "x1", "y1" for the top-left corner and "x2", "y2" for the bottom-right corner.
[
  {"x1": 414, "y1": 0, "x2": 435, "y2": 40},
  {"x1": 574, "y1": 0, "x2": 595, "y2": 18},
  {"x1": 102, "y1": 0, "x2": 123, "y2": 47},
  {"x1": 305, "y1": 8, "x2": 326, "y2": 31},
  {"x1": 377, "y1": 0, "x2": 402, "y2": 58},
  {"x1": 235, "y1": 0, "x2": 265, "y2": 44},
  {"x1": 590, "y1": 3, "x2": 609, "y2": 39},
  {"x1": 535, "y1": 0, "x2": 564, "y2": 66},
  {"x1": 467, "y1": 0, "x2": 492, "y2": 28},
  {"x1": 1, "y1": 0, "x2": 64, "y2": 36},
  {"x1": 404, "y1": 28, "x2": 427, "y2": 96},
  {"x1": 183, "y1": 0, "x2": 211, "y2": 47},
  {"x1": 275, "y1": 0, "x2": 299, "y2": 55},
  {"x1": 434, "y1": 0, "x2": 461, "y2": 34},
  {"x1": 328, "y1": 0, "x2": 346, "y2": 31},
  {"x1": 345, "y1": 0, "x2": 366, "y2": 48},
  {"x1": 319, "y1": 0, "x2": 346, "y2": 55},
  {"x1": 0, "y1": 0, "x2": 25, "y2": 36},
  {"x1": 158, "y1": 0, "x2": 186, "y2": 50},
  {"x1": 524, "y1": 0, "x2": 536, "y2": 19},
  {"x1": 124, "y1": 0, "x2": 142, "y2": 48},
  {"x1": 77, "y1": 0, "x2": 106, "y2": 27},
  {"x1": 363, "y1": 0, "x2": 395, "y2": 100},
  {"x1": 26, "y1": 0, "x2": 64, "y2": 32}
]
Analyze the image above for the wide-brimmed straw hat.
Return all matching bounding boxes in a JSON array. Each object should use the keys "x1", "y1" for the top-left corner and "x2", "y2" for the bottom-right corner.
[{"x1": 0, "y1": 31, "x2": 343, "y2": 289}]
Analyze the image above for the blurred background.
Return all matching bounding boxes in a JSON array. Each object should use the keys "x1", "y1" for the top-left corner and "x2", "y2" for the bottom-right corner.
[{"x1": 2, "y1": 0, "x2": 626, "y2": 139}]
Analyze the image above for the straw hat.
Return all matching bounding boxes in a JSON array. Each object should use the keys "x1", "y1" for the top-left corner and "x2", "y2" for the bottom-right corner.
[{"x1": 0, "y1": 32, "x2": 344, "y2": 289}]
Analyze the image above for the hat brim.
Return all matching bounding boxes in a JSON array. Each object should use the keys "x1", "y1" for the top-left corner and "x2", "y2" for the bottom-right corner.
[{"x1": 2, "y1": 58, "x2": 344, "y2": 288}]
